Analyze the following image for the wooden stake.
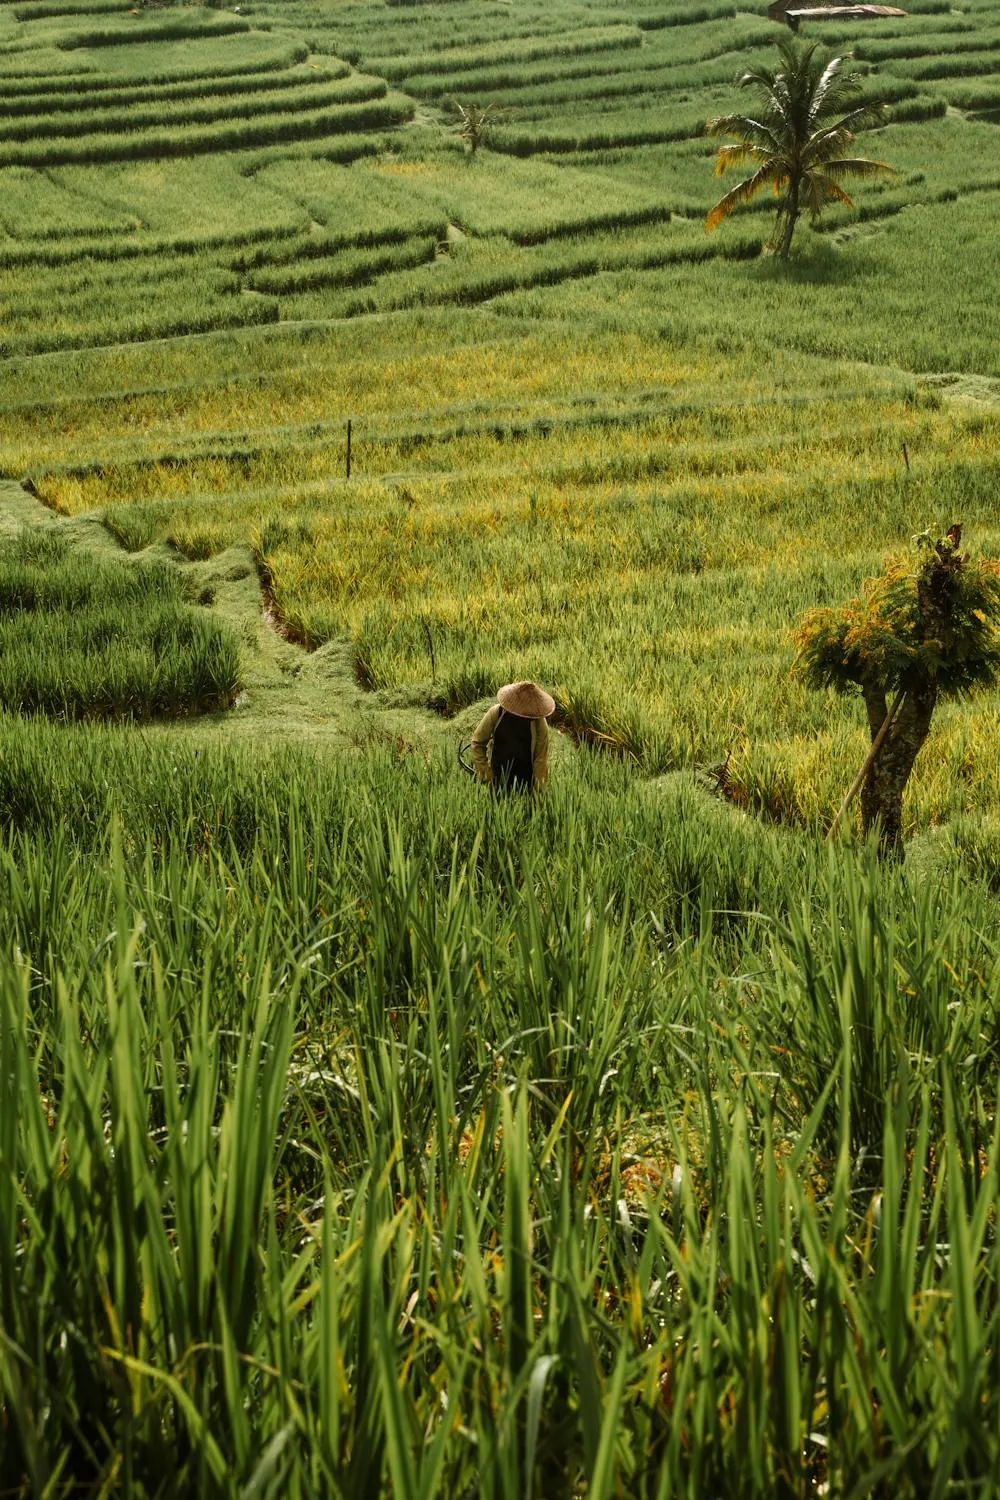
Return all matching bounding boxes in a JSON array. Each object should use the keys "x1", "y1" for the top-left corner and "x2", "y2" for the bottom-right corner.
[
  {"x1": 826, "y1": 687, "x2": 905, "y2": 842},
  {"x1": 902, "y1": 442, "x2": 909, "y2": 472},
  {"x1": 346, "y1": 419, "x2": 352, "y2": 480}
]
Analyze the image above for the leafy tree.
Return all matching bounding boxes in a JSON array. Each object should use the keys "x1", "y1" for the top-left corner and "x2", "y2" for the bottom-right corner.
[
  {"x1": 795, "y1": 527, "x2": 1000, "y2": 856},
  {"x1": 705, "y1": 37, "x2": 893, "y2": 257}
]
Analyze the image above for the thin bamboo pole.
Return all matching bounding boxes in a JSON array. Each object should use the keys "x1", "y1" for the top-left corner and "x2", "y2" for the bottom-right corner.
[{"x1": 826, "y1": 687, "x2": 905, "y2": 841}]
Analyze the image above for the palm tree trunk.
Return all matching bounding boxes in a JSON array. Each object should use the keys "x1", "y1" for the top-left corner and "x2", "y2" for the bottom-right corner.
[{"x1": 778, "y1": 178, "x2": 800, "y2": 259}]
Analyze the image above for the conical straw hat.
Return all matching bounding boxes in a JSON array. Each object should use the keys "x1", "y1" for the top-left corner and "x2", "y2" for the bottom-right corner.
[{"x1": 497, "y1": 680, "x2": 555, "y2": 719}]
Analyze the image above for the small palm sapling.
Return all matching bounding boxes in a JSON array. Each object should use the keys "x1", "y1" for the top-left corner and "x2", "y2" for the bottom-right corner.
[{"x1": 453, "y1": 101, "x2": 502, "y2": 155}]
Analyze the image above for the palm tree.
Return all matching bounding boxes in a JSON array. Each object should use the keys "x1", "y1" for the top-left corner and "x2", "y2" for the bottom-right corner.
[
  {"x1": 452, "y1": 100, "x2": 504, "y2": 156},
  {"x1": 705, "y1": 37, "x2": 894, "y2": 258}
]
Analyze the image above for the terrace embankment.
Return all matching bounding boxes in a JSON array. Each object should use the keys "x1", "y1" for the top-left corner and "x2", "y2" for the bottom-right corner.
[
  {"x1": 0, "y1": 477, "x2": 563, "y2": 767},
  {"x1": 0, "y1": 477, "x2": 738, "y2": 811}
]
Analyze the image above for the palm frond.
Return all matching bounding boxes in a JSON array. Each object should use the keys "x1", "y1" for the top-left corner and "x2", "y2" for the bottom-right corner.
[
  {"x1": 803, "y1": 172, "x2": 854, "y2": 216},
  {"x1": 776, "y1": 34, "x2": 819, "y2": 75},
  {"x1": 704, "y1": 35, "x2": 894, "y2": 255},
  {"x1": 804, "y1": 108, "x2": 887, "y2": 167},
  {"x1": 706, "y1": 114, "x2": 784, "y2": 158},
  {"x1": 803, "y1": 125, "x2": 866, "y2": 171},
  {"x1": 707, "y1": 111, "x2": 778, "y2": 144},
  {"x1": 705, "y1": 161, "x2": 783, "y2": 232},
  {"x1": 808, "y1": 55, "x2": 845, "y2": 125},
  {"x1": 828, "y1": 100, "x2": 888, "y2": 136},
  {"x1": 736, "y1": 64, "x2": 780, "y2": 93},
  {"x1": 713, "y1": 142, "x2": 769, "y2": 176},
  {"x1": 811, "y1": 71, "x2": 865, "y2": 124},
  {"x1": 824, "y1": 156, "x2": 896, "y2": 181},
  {"x1": 814, "y1": 75, "x2": 865, "y2": 116}
]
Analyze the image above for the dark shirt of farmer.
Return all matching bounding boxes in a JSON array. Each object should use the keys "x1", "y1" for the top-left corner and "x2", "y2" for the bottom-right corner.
[{"x1": 471, "y1": 680, "x2": 554, "y2": 789}]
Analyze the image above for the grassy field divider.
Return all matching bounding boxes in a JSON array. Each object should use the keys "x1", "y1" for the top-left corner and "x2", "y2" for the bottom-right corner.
[
  {"x1": 373, "y1": 24, "x2": 643, "y2": 82},
  {"x1": 637, "y1": 1, "x2": 737, "y2": 26},
  {"x1": 13, "y1": 0, "x2": 133, "y2": 16},
  {"x1": 244, "y1": 235, "x2": 440, "y2": 297},
  {"x1": 853, "y1": 25, "x2": 1000, "y2": 61},
  {"x1": 0, "y1": 59, "x2": 353, "y2": 118},
  {"x1": 228, "y1": 215, "x2": 448, "y2": 271},
  {"x1": 0, "y1": 73, "x2": 389, "y2": 143},
  {"x1": 0, "y1": 96, "x2": 414, "y2": 169},
  {"x1": 343, "y1": 228, "x2": 763, "y2": 316},
  {"x1": 885, "y1": 46, "x2": 1000, "y2": 80},
  {"x1": 505, "y1": 201, "x2": 674, "y2": 245},
  {"x1": 0, "y1": 221, "x2": 307, "y2": 271},
  {"x1": 57, "y1": 13, "x2": 253, "y2": 49},
  {"x1": 490, "y1": 111, "x2": 713, "y2": 156},
  {"x1": 0, "y1": 40, "x2": 309, "y2": 94},
  {"x1": 31, "y1": 374, "x2": 886, "y2": 513}
]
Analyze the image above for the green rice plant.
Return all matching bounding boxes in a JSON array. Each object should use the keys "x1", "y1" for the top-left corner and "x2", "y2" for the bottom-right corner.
[
  {"x1": 101, "y1": 498, "x2": 176, "y2": 552},
  {"x1": 0, "y1": 58, "x2": 352, "y2": 118},
  {"x1": 491, "y1": 102, "x2": 724, "y2": 154},
  {"x1": 0, "y1": 18, "x2": 998, "y2": 1497},
  {"x1": 326, "y1": 153, "x2": 677, "y2": 244},
  {"x1": 243, "y1": 234, "x2": 440, "y2": 296},
  {"x1": 31, "y1": 32, "x2": 308, "y2": 86},
  {"x1": 230, "y1": 219, "x2": 447, "y2": 272},
  {"x1": 0, "y1": 161, "x2": 142, "y2": 237},
  {"x1": 13, "y1": 0, "x2": 135, "y2": 16},
  {"x1": 0, "y1": 728, "x2": 999, "y2": 1493},
  {"x1": 0, "y1": 528, "x2": 241, "y2": 719},
  {"x1": 0, "y1": 257, "x2": 283, "y2": 357},
  {"x1": 519, "y1": 189, "x2": 1000, "y2": 375},
  {"x1": 637, "y1": 1, "x2": 738, "y2": 27},
  {"x1": 885, "y1": 94, "x2": 947, "y2": 122},
  {"x1": 0, "y1": 38, "x2": 306, "y2": 96},
  {"x1": 244, "y1": 156, "x2": 450, "y2": 250},
  {"x1": 0, "y1": 221, "x2": 303, "y2": 268},
  {"x1": 853, "y1": 24, "x2": 999, "y2": 62},
  {"x1": 883, "y1": 43, "x2": 1000, "y2": 80}
]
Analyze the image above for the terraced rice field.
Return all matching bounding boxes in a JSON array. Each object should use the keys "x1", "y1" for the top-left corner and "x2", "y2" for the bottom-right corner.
[{"x1": 4, "y1": 0, "x2": 1000, "y2": 1493}]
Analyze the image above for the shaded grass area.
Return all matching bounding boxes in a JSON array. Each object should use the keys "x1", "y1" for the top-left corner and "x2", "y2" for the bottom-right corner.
[{"x1": 0, "y1": 526, "x2": 241, "y2": 719}]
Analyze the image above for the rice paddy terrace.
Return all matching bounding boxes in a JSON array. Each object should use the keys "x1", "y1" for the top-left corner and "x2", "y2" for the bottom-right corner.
[{"x1": 5, "y1": 0, "x2": 1000, "y2": 1495}]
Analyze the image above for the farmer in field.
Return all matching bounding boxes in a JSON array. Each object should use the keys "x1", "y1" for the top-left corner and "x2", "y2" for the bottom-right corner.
[{"x1": 471, "y1": 680, "x2": 554, "y2": 791}]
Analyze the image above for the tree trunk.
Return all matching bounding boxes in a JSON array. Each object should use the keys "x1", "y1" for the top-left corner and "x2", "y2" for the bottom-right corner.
[
  {"x1": 778, "y1": 178, "x2": 800, "y2": 259},
  {"x1": 860, "y1": 680, "x2": 937, "y2": 857}
]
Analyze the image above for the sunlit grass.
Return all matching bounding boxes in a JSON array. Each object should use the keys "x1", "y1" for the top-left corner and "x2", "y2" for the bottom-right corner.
[{"x1": 21, "y1": 315, "x2": 1000, "y2": 829}]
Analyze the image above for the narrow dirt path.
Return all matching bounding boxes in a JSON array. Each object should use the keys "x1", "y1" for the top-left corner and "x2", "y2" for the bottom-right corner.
[
  {"x1": 0, "y1": 478, "x2": 496, "y2": 762},
  {"x1": 0, "y1": 479, "x2": 801, "y2": 832}
]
